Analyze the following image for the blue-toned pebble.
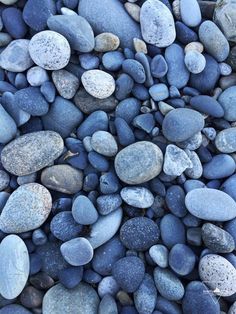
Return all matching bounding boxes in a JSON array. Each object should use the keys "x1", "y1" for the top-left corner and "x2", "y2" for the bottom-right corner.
[
  {"x1": 133, "y1": 113, "x2": 155, "y2": 133},
  {"x1": 2, "y1": 8, "x2": 27, "y2": 39},
  {"x1": 149, "y1": 84, "x2": 169, "y2": 101},
  {"x1": 91, "y1": 130, "x2": 118, "y2": 157},
  {"x1": 167, "y1": 98, "x2": 185, "y2": 108},
  {"x1": 218, "y1": 86, "x2": 236, "y2": 121},
  {"x1": 184, "y1": 51, "x2": 206, "y2": 74},
  {"x1": 184, "y1": 179, "x2": 205, "y2": 193},
  {"x1": 183, "y1": 86, "x2": 200, "y2": 96},
  {"x1": 132, "y1": 84, "x2": 149, "y2": 100},
  {"x1": 165, "y1": 43, "x2": 190, "y2": 89},
  {"x1": 169, "y1": 86, "x2": 180, "y2": 98},
  {"x1": 0, "y1": 104, "x2": 17, "y2": 144},
  {"x1": 97, "y1": 194, "x2": 122, "y2": 215},
  {"x1": 32, "y1": 229, "x2": 47, "y2": 246},
  {"x1": 88, "y1": 151, "x2": 110, "y2": 172},
  {"x1": 58, "y1": 266, "x2": 83, "y2": 289},
  {"x1": 67, "y1": 153, "x2": 88, "y2": 171},
  {"x1": 98, "y1": 276, "x2": 119, "y2": 298},
  {"x1": 180, "y1": 0, "x2": 201, "y2": 27},
  {"x1": 40, "y1": 81, "x2": 56, "y2": 103},
  {"x1": 135, "y1": 52, "x2": 154, "y2": 87},
  {"x1": 190, "y1": 95, "x2": 224, "y2": 118},
  {"x1": 29, "y1": 253, "x2": 42, "y2": 275},
  {"x1": 221, "y1": 174, "x2": 236, "y2": 201},
  {"x1": 115, "y1": 98, "x2": 140, "y2": 123},
  {"x1": 115, "y1": 73, "x2": 134, "y2": 101},
  {"x1": 215, "y1": 128, "x2": 236, "y2": 153},
  {"x1": 26, "y1": 66, "x2": 48, "y2": 87},
  {"x1": 151, "y1": 55, "x2": 168, "y2": 78},
  {"x1": 14, "y1": 73, "x2": 28, "y2": 89},
  {"x1": 156, "y1": 296, "x2": 182, "y2": 314},
  {"x1": 124, "y1": 48, "x2": 135, "y2": 59},
  {"x1": 160, "y1": 214, "x2": 186, "y2": 248},
  {"x1": 175, "y1": 21, "x2": 198, "y2": 45},
  {"x1": 149, "y1": 244, "x2": 169, "y2": 268},
  {"x1": 0, "y1": 304, "x2": 32, "y2": 314},
  {"x1": 169, "y1": 244, "x2": 196, "y2": 276},
  {"x1": 83, "y1": 269, "x2": 102, "y2": 284},
  {"x1": 79, "y1": 54, "x2": 99, "y2": 70},
  {"x1": 72, "y1": 195, "x2": 98, "y2": 225},
  {"x1": 121, "y1": 187, "x2": 154, "y2": 208},
  {"x1": 0, "y1": 171, "x2": 9, "y2": 191},
  {"x1": 150, "y1": 178, "x2": 166, "y2": 197},
  {"x1": 166, "y1": 185, "x2": 187, "y2": 218},
  {"x1": 203, "y1": 154, "x2": 235, "y2": 179},
  {"x1": 122, "y1": 59, "x2": 146, "y2": 84},
  {"x1": 0, "y1": 81, "x2": 16, "y2": 93},
  {"x1": 100, "y1": 172, "x2": 119, "y2": 194},
  {"x1": 77, "y1": 111, "x2": 108, "y2": 139},
  {"x1": 115, "y1": 117, "x2": 135, "y2": 146},
  {"x1": 99, "y1": 294, "x2": 118, "y2": 314},
  {"x1": 102, "y1": 51, "x2": 125, "y2": 71},
  {"x1": 0, "y1": 192, "x2": 9, "y2": 211}
]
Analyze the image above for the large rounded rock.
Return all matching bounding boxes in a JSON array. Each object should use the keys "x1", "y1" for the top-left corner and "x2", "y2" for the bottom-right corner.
[
  {"x1": 215, "y1": 127, "x2": 236, "y2": 153},
  {"x1": 199, "y1": 254, "x2": 236, "y2": 296},
  {"x1": 218, "y1": 86, "x2": 236, "y2": 121},
  {"x1": 115, "y1": 141, "x2": 163, "y2": 185},
  {"x1": 79, "y1": 0, "x2": 141, "y2": 49},
  {"x1": 29, "y1": 31, "x2": 71, "y2": 70},
  {"x1": 41, "y1": 165, "x2": 83, "y2": 194},
  {"x1": 140, "y1": 0, "x2": 176, "y2": 48},
  {"x1": 1, "y1": 131, "x2": 64, "y2": 176},
  {"x1": 185, "y1": 188, "x2": 236, "y2": 221},
  {"x1": 0, "y1": 235, "x2": 29, "y2": 299},
  {"x1": 42, "y1": 283, "x2": 99, "y2": 314},
  {"x1": 0, "y1": 183, "x2": 52, "y2": 233},
  {"x1": 162, "y1": 108, "x2": 204, "y2": 142}
]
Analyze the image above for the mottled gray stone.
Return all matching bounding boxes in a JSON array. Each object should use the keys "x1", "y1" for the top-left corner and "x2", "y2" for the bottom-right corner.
[
  {"x1": 218, "y1": 86, "x2": 236, "y2": 121},
  {"x1": 215, "y1": 127, "x2": 236, "y2": 153},
  {"x1": 185, "y1": 150, "x2": 203, "y2": 179},
  {"x1": 121, "y1": 187, "x2": 154, "y2": 208},
  {"x1": 52, "y1": 70, "x2": 79, "y2": 99},
  {"x1": 149, "y1": 244, "x2": 169, "y2": 268},
  {"x1": 0, "y1": 105, "x2": 17, "y2": 144},
  {"x1": 91, "y1": 131, "x2": 118, "y2": 157},
  {"x1": 0, "y1": 170, "x2": 10, "y2": 191}
]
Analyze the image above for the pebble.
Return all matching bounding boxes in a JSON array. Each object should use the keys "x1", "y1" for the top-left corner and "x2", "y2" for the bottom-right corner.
[
  {"x1": 115, "y1": 141, "x2": 163, "y2": 184},
  {"x1": 60, "y1": 237, "x2": 94, "y2": 266},
  {"x1": 27, "y1": 66, "x2": 49, "y2": 87},
  {"x1": 185, "y1": 150, "x2": 203, "y2": 179},
  {"x1": 0, "y1": 105, "x2": 17, "y2": 144},
  {"x1": 0, "y1": 0, "x2": 18, "y2": 3},
  {"x1": 150, "y1": 55, "x2": 168, "y2": 78},
  {"x1": 218, "y1": 86, "x2": 236, "y2": 121},
  {"x1": 99, "y1": 294, "x2": 118, "y2": 314},
  {"x1": 102, "y1": 51, "x2": 125, "y2": 71},
  {"x1": 0, "y1": 170, "x2": 9, "y2": 191},
  {"x1": 140, "y1": 0, "x2": 176, "y2": 47},
  {"x1": 199, "y1": 20, "x2": 229, "y2": 62},
  {"x1": 29, "y1": 31, "x2": 71, "y2": 70},
  {"x1": 149, "y1": 84, "x2": 169, "y2": 101},
  {"x1": 91, "y1": 131, "x2": 118, "y2": 157},
  {"x1": 215, "y1": 127, "x2": 236, "y2": 153},
  {"x1": 112, "y1": 256, "x2": 145, "y2": 293},
  {"x1": 41, "y1": 165, "x2": 83, "y2": 194},
  {"x1": 81, "y1": 70, "x2": 115, "y2": 99},
  {"x1": 180, "y1": 0, "x2": 201, "y2": 27},
  {"x1": 0, "y1": 39, "x2": 33, "y2": 72},
  {"x1": 1, "y1": 131, "x2": 64, "y2": 176},
  {"x1": 125, "y1": 3, "x2": 140, "y2": 22},
  {"x1": 162, "y1": 108, "x2": 204, "y2": 142},
  {"x1": 0, "y1": 32, "x2": 12, "y2": 47},
  {"x1": 122, "y1": 59, "x2": 146, "y2": 84},
  {"x1": 202, "y1": 223, "x2": 235, "y2": 253},
  {"x1": 190, "y1": 95, "x2": 224, "y2": 118},
  {"x1": 79, "y1": 53, "x2": 99, "y2": 70},
  {"x1": 149, "y1": 244, "x2": 169, "y2": 268},
  {"x1": 95, "y1": 33, "x2": 120, "y2": 52},
  {"x1": 120, "y1": 217, "x2": 160, "y2": 251},
  {"x1": 169, "y1": 244, "x2": 196, "y2": 276},
  {"x1": 0, "y1": 304, "x2": 32, "y2": 314},
  {"x1": 160, "y1": 214, "x2": 186, "y2": 248},
  {"x1": 2, "y1": 7, "x2": 27, "y2": 39},
  {"x1": 52, "y1": 70, "x2": 79, "y2": 99},
  {"x1": 20, "y1": 286, "x2": 43, "y2": 308},
  {"x1": 79, "y1": 0, "x2": 141, "y2": 49},
  {"x1": 0, "y1": 235, "x2": 29, "y2": 299},
  {"x1": 41, "y1": 81, "x2": 56, "y2": 103},
  {"x1": 133, "y1": 113, "x2": 155, "y2": 133},
  {"x1": 47, "y1": 15, "x2": 95, "y2": 52},
  {"x1": 199, "y1": 254, "x2": 236, "y2": 296},
  {"x1": 133, "y1": 38, "x2": 147, "y2": 53},
  {"x1": 121, "y1": 187, "x2": 154, "y2": 208},
  {"x1": 42, "y1": 283, "x2": 99, "y2": 314},
  {"x1": 115, "y1": 97, "x2": 140, "y2": 123},
  {"x1": 184, "y1": 50, "x2": 206, "y2": 74},
  {"x1": 0, "y1": 183, "x2": 52, "y2": 233},
  {"x1": 97, "y1": 194, "x2": 122, "y2": 215},
  {"x1": 97, "y1": 276, "x2": 119, "y2": 298},
  {"x1": 185, "y1": 42, "x2": 204, "y2": 54},
  {"x1": 203, "y1": 154, "x2": 236, "y2": 179},
  {"x1": 72, "y1": 195, "x2": 98, "y2": 225},
  {"x1": 175, "y1": 21, "x2": 198, "y2": 45},
  {"x1": 154, "y1": 267, "x2": 185, "y2": 301},
  {"x1": 163, "y1": 144, "x2": 192, "y2": 176},
  {"x1": 185, "y1": 188, "x2": 236, "y2": 221}
]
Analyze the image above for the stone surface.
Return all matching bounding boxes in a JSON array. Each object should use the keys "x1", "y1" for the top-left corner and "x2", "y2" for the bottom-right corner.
[
  {"x1": 215, "y1": 127, "x2": 236, "y2": 153},
  {"x1": 91, "y1": 131, "x2": 118, "y2": 157},
  {"x1": 121, "y1": 187, "x2": 154, "y2": 208},
  {"x1": 164, "y1": 144, "x2": 192, "y2": 176},
  {"x1": 0, "y1": 105, "x2": 17, "y2": 144},
  {"x1": 52, "y1": 70, "x2": 79, "y2": 99},
  {"x1": 218, "y1": 86, "x2": 236, "y2": 121},
  {"x1": 95, "y1": 32, "x2": 120, "y2": 52},
  {"x1": 180, "y1": 0, "x2": 201, "y2": 27},
  {"x1": 72, "y1": 195, "x2": 98, "y2": 225}
]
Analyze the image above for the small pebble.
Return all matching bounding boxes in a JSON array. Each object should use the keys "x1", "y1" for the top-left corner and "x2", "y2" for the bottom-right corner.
[{"x1": 95, "y1": 33, "x2": 120, "y2": 52}]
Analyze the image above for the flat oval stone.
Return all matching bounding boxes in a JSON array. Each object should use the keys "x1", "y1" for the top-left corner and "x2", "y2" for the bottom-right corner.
[
  {"x1": 29, "y1": 31, "x2": 71, "y2": 70},
  {"x1": 0, "y1": 104, "x2": 17, "y2": 144},
  {"x1": 199, "y1": 254, "x2": 236, "y2": 296},
  {"x1": 0, "y1": 304, "x2": 32, "y2": 314},
  {"x1": 42, "y1": 283, "x2": 99, "y2": 314},
  {"x1": 0, "y1": 183, "x2": 52, "y2": 233},
  {"x1": 47, "y1": 15, "x2": 94, "y2": 52},
  {"x1": 180, "y1": 0, "x2": 201, "y2": 27},
  {"x1": 218, "y1": 86, "x2": 236, "y2": 121},
  {"x1": 1, "y1": 131, "x2": 64, "y2": 176},
  {"x1": 79, "y1": 0, "x2": 141, "y2": 49},
  {"x1": 203, "y1": 154, "x2": 236, "y2": 179},
  {"x1": 115, "y1": 141, "x2": 163, "y2": 185},
  {"x1": 60, "y1": 237, "x2": 93, "y2": 266},
  {"x1": 95, "y1": 32, "x2": 120, "y2": 52},
  {"x1": 169, "y1": 244, "x2": 196, "y2": 276},
  {"x1": 41, "y1": 165, "x2": 83, "y2": 194},
  {"x1": 81, "y1": 70, "x2": 115, "y2": 99},
  {"x1": 0, "y1": 39, "x2": 33, "y2": 72},
  {"x1": 91, "y1": 131, "x2": 118, "y2": 157},
  {"x1": 162, "y1": 108, "x2": 204, "y2": 142},
  {"x1": 199, "y1": 20, "x2": 229, "y2": 62},
  {"x1": 121, "y1": 187, "x2": 154, "y2": 208},
  {"x1": 215, "y1": 128, "x2": 236, "y2": 153},
  {"x1": 0, "y1": 235, "x2": 29, "y2": 299},
  {"x1": 190, "y1": 95, "x2": 224, "y2": 118},
  {"x1": 185, "y1": 188, "x2": 236, "y2": 221},
  {"x1": 72, "y1": 195, "x2": 98, "y2": 225},
  {"x1": 140, "y1": 0, "x2": 176, "y2": 47}
]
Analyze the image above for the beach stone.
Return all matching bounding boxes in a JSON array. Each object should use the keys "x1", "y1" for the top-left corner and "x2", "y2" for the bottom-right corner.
[
  {"x1": 149, "y1": 245, "x2": 169, "y2": 268},
  {"x1": 169, "y1": 244, "x2": 196, "y2": 276},
  {"x1": 42, "y1": 283, "x2": 99, "y2": 314},
  {"x1": 184, "y1": 50, "x2": 206, "y2": 74},
  {"x1": 0, "y1": 171, "x2": 9, "y2": 191},
  {"x1": 91, "y1": 131, "x2": 118, "y2": 157},
  {"x1": 97, "y1": 194, "x2": 122, "y2": 215},
  {"x1": 0, "y1": 39, "x2": 33, "y2": 72},
  {"x1": 149, "y1": 84, "x2": 169, "y2": 101},
  {"x1": 215, "y1": 128, "x2": 236, "y2": 153},
  {"x1": 29, "y1": 31, "x2": 71, "y2": 70},
  {"x1": 120, "y1": 217, "x2": 160, "y2": 251},
  {"x1": 115, "y1": 141, "x2": 163, "y2": 184},
  {"x1": 162, "y1": 108, "x2": 204, "y2": 142},
  {"x1": 60, "y1": 237, "x2": 93, "y2": 266},
  {"x1": 221, "y1": 174, "x2": 236, "y2": 202},
  {"x1": 102, "y1": 51, "x2": 125, "y2": 71},
  {"x1": 0, "y1": 0, "x2": 18, "y2": 3},
  {"x1": 121, "y1": 187, "x2": 154, "y2": 208},
  {"x1": 199, "y1": 20, "x2": 229, "y2": 62},
  {"x1": 98, "y1": 295, "x2": 118, "y2": 314},
  {"x1": 185, "y1": 188, "x2": 236, "y2": 221},
  {"x1": 112, "y1": 256, "x2": 145, "y2": 293},
  {"x1": 203, "y1": 154, "x2": 236, "y2": 179},
  {"x1": 218, "y1": 86, "x2": 236, "y2": 121},
  {"x1": 1, "y1": 131, "x2": 64, "y2": 176},
  {"x1": 77, "y1": 111, "x2": 108, "y2": 139},
  {"x1": 52, "y1": 70, "x2": 79, "y2": 99},
  {"x1": 0, "y1": 105, "x2": 17, "y2": 144},
  {"x1": 163, "y1": 144, "x2": 192, "y2": 176},
  {"x1": 72, "y1": 195, "x2": 98, "y2": 225},
  {"x1": 2, "y1": 7, "x2": 27, "y2": 39},
  {"x1": 185, "y1": 150, "x2": 203, "y2": 179},
  {"x1": 0, "y1": 235, "x2": 29, "y2": 299},
  {"x1": 41, "y1": 165, "x2": 83, "y2": 194},
  {"x1": 140, "y1": 0, "x2": 176, "y2": 47},
  {"x1": 95, "y1": 33, "x2": 120, "y2": 52},
  {"x1": 47, "y1": 15, "x2": 94, "y2": 52},
  {"x1": 81, "y1": 70, "x2": 115, "y2": 99},
  {"x1": 229, "y1": 302, "x2": 236, "y2": 314},
  {"x1": 0, "y1": 304, "x2": 32, "y2": 314},
  {"x1": 125, "y1": 3, "x2": 140, "y2": 22},
  {"x1": 150, "y1": 54, "x2": 168, "y2": 78},
  {"x1": 202, "y1": 223, "x2": 235, "y2": 253},
  {"x1": 180, "y1": 0, "x2": 201, "y2": 27},
  {"x1": 79, "y1": 0, "x2": 141, "y2": 49},
  {"x1": 27, "y1": 66, "x2": 49, "y2": 86},
  {"x1": 0, "y1": 183, "x2": 52, "y2": 233},
  {"x1": 199, "y1": 254, "x2": 236, "y2": 296},
  {"x1": 97, "y1": 276, "x2": 119, "y2": 298},
  {"x1": 190, "y1": 95, "x2": 224, "y2": 118}
]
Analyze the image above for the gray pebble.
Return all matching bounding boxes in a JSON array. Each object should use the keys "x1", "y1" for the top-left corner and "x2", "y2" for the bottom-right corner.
[
  {"x1": 0, "y1": 105, "x2": 17, "y2": 144},
  {"x1": 185, "y1": 150, "x2": 203, "y2": 179},
  {"x1": 215, "y1": 127, "x2": 236, "y2": 153},
  {"x1": 121, "y1": 187, "x2": 154, "y2": 208},
  {"x1": 98, "y1": 294, "x2": 118, "y2": 314},
  {"x1": 218, "y1": 86, "x2": 236, "y2": 121},
  {"x1": 180, "y1": 0, "x2": 201, "y2": 27},
  {"x1": 98, "y1": 276, "x2": 119, "y2": 298},
  {"x1": 91, "y1": 131, "x2": 118, "y2": 157},
  {"x1": 27, "y1": 66, "x2": 49, "y2": 87},
  {"x1": 72, "y1": 195, "x2": 98, "y2": 225},
  {"x1": 52, "y1": 70, "x2": 79, "y2": 99},
  {"x1": 95, "y1": 32, "x2": 120, "y2": 52},
  {"x1": 149, "y1": 244, "x2": 169, "y2": 268},
  {"x1": 0, "y1": 170, "x2": 9, "y2": 191},
  {"x1": 184, "y1": 50, "x2": 206, "y2": 74}
]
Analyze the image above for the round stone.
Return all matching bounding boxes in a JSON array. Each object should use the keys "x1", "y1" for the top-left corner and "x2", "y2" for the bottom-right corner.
[
  {"x1": 149, "y1": 244, "x2": 169, "y2": 268},
  {"x1": 180, "y1": 0, "x2": 201, "y2": 27},
  {"x1": 95, "y1": 32, "x2": 120, "y2": 52},
  {"x1": 41, "y1": 165, "x2": 83, "y2": 194},
  {"x1": 29, "y1": 30, "x2": 71, "y2": 70},
  {"x1": 185, "y1": 188, "x2": 236, "y2": 221},
  {"x1": 112, "y1": 256, "x2": 145, "y2": 293},
  {"x1": 1, "y1": 131, "x2": 64, "y2": 176},
  {"x1": 98, "y1": 295, "x2": 118, "y2": 314},
  {"x1": 42, "y1": 283, "x2": 99, "y2": 314},
  {"x1": 72, "y1": 195, "x2": 98, "y2": 225},
  {"x1": 184, "y1": 50, "x2": 206, "y2": 74},
  {"x1": 169, "y1": 244, "x2": 196, "y2": 276},
  {"x1": 91, "y1": 131, "x2": 118, "y2": 157},
  {"x1": 52, "y1": 70, "x2": 79, "y2": 99},
  {"x1": 120, "y1": 217, "x2": 160, "y2": 251},
  {"x1": 115, "y1": 141, "x2": 163, "y2": 185},
  {"x1": 0, "y1": 235, "x2": 29, "y2": 300},
  {"x1": 215, "y1": 127, "x2": 236, "y2": 153},
  {"x1": 0, "y1": 183, "x2": 52, "y2": 233},
  {"x1": 150, "y1": 55, "x2": 168, "y2": 78},
  {"x1": 81, "y1": 70, "x2": 115, "y2": 99},
  {"x1": 218, "y1": 86, "x2": 236, "y2": 121},
  {"x1": 199, "y1": 254, "x2": 236, "y2": 296},
  {"x1": 140, "y1": 0, "x2": 176, "y2": 47},
  {"x1": 120, "y1": 187, "x2": 154, "y2": 208},
  {"x1": 60, "y1": 237, "x2": 93, "y2": 266},
  {"x1": 27, "y1": 66, "x2": 49, "y2": 87},
  {"x1": 0, "y1": 304, "x2": 32, "y2": 314},
  {"x1": 203, "y1": 154, "x2": 236, "y2": 180}
]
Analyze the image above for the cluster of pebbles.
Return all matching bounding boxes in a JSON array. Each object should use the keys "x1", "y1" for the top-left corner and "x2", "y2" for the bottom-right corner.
[{"x1": 0, "y1": 0, "x2": 236, "y2": 313}]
